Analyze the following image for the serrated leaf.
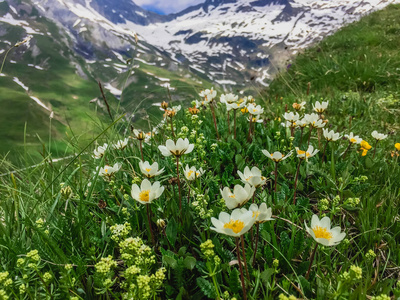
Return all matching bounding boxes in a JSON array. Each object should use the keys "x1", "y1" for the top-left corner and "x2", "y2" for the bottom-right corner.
[
  {"x1": 163, "y1": 255, "x2": 177, "y2": 269},
  {"x1": 183, "y1": 256, "x2": 196, "y2": 270},
  {"x1": 228, "y1": 268, "x2": 240, "y2": 294},
  {"x1": 260, "y1": 268, "x2": 275, "y2": 286},
  {"x1": 166, "y1": 217, "x2": 177, "y2": 247},
  {"x1": 196, "y1": 277, "x2": 216, "y2": 299}
]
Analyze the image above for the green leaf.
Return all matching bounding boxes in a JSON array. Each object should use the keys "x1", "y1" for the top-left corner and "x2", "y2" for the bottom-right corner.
[
  {"x1": 260, "y1": 268, "x2": 275, "y2": 287},
  {"x1": 163, "y1": 255, "x2": 177, "y2": 269},
  {"x1": 166, "y1": 217, "x2": 177, "y2": 247},
  {"x1": 183, "y1": 256, "x2": 196, "y2": 270},
  {"x1": 228, "y1": 268, "x2": 240, "y2": 294},
  {"x1": 196, "y1": 277, "x2": 216, "y2": 299},
  {"x1": 178, "y1": 246, "x2": 187, "y2": 256}
]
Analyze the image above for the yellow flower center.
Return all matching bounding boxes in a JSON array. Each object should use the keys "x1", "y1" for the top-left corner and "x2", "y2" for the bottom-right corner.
[
  {"x1": 187, "y1": 170, "x2": 194, "y2": 177},
  {"x1": 253, "y1": 109, "x2": 257, "y2": 112},
  {"x1": 312, "y1": 226, "x2": 332, "y2": 240},
  {"x1": 297, "y1": 150, "x2": 311, "y2": 157},
  {"x1": 246, "y1": 176, "x2": 253, "y2": 181},
  {"x1": 224, "y1": 220, "x2": 245, "y2": 234},
  {"x1": 229, "y1": 194, "x2": 236, "y2": 198},
  {"x1": 196, "y1": 172, "x2": 200, "y2": 176},
  {"x1": 145, "y1": 168, "x2": 151, "y2": 172},
  {"x1": 139, "y1": 190, "x2": 150, "y2": 202},
  {"x1": 104, "y1": 168, "x2": 109, "y2": 173},
  {"x1": 350, "y1": 138, "x2": 356, "y2": 143}
]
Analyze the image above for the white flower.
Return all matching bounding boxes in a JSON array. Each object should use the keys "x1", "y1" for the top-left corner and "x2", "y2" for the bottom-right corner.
[
  {"x1": 281, "y1": 121, "x2": 294, "y2": 128},
  {"x1": 220, "y1": 93, "x2": 238, "y2": 104},
  {"x1": 313, "y1": 100, "x2": 329, "y2": 113},
  {"x1": 237, "y1": 166, "x2": 266, "y2": 188},
  {"x1": 344, "y1": 132, "x2": 362, "y2": 144},
  {"x1": 248, "y1": 203, "x2": 273, "y2": 223},
  {"x1": 131, "y1": 179, "x2": 164, "y2": 205},
  {"x1": 293, "y1": 101, "x2": 306, "y2": 111},
  {"x1": 132, "y1": 129, "x2": 145, "y2": 140},
  {"x1": 226, "y1": 101, "x2": 246, "y2": 111},
  {"x1": 323, "y1": 129, "x2": 342, "y2": 141},
  {"x1": 210, "y1": 208, "x2": 256, "y2": 237},
  {"x1": 184, "y1": 165, "x2": 205, "y2": 181},
  {"x1": 304, "y1": 113, "x2": 326, "y2": 128},
  {"x1": 199, "y1": 87, "x2": 217, "y2": 101},
  {"x1": 158, "y1": 138, "x2": 194, "y2": 157},
  {"x1": 283, "y1": 112, "x2": 300, "y2": 123},
  {"x1": 261, "y1": 149, "x2": 293, "y2": 162},
  {"x1": 195, "y1": 99, "x2": 208, "y2": 108},
  {"x1": 221, "y1": 184, "x2": 255, "y2": 209},
  {"x1": 99, "y1": 163, "x2": 121, "y2": 178},
  {"x1": 371, "y1": 130, "x2": 387, "y2": 141},
  {"x1": 249, "y1": 115, "x2": 263, "y2": 123},
  {"x1": 305, "y1": 214, "x2": 346, "y2": 246},
  {"x1": 297, "y1": 118, "x2": 308, "y2": 128},
  {"x1": 93, "y1": 143, "x2": 108, "y2": 159},
  {"x1": 113, "y1": 138, "x2": 129, "y2": 150},
  {"x1": 247, "y1": 103, "x2": 264, "y2": 116},
  {"x1": 295, "y1": 145, "x2": 319, "y2": 160},
  {"x1": 139, "y1": 161, "x2": 164, "y2": 178}
]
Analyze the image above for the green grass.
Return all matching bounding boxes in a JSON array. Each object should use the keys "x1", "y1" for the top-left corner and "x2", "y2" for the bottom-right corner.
[{"x1": 0, "y1": 4, "x2": 399, "y2": 300}]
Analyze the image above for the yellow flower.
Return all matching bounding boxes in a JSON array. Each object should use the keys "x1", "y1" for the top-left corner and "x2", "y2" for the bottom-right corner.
[
  {"x1": 241, "y1": 107, "x2": 249, "y2": 114},
  {"x1": 395, "y1": 143, "x2": 400, "y2": 151},
  {"x1": 360, "y1": 140, "x2": 372, "y2": 150}
]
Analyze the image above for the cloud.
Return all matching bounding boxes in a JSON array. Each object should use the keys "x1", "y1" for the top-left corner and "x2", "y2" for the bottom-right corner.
[{"x1": 134, "y1": 0, "x2": 204, "y2": 14}]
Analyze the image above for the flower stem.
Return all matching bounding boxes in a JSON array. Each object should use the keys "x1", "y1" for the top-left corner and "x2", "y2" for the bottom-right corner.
[
  {"x1": 210, "y1": 102, "x2": 220, "y2": 140},
  {"x1": 322, "y1": 140, "x2": 329, "y2": 163},
  {"x1": 274, "y1": 162, "x2": 278, "y2": 193},
  {"x1": 341, "y1": 141, "x2": 352, "y2": 158},
  {"x1": 293, "y1": 159, "x2": 302, "y2": 205},
  {"x1": 227, "y1": 110, "x2": 231, "y2": 134},
  {"x1": 373, "y1": 140, "x2": 378, "y2": 159},
  {"x1": 234, "y1": 109, "x2": 237, "y2": 139},
  {"x1": 252, "y1": 223, "x2": 260, "y2": 266},
  {"x1": 0, "y1": 46, "x2": 14, "y2": 74},
  {"x1": 305, "y1": 243, "x2": 319, "y2": 280},
  {"x1": 235, "y1": 237, "x2": 248, "y2": 300},
  {"x1": 146, "y1": 204, "x2": 155, "y2": 246},
  {"x1": 300, "y1": 127, "x2": 304, "y2": 146},
  {"x1": 170, "y1": 117, "x2": 175, "y2": 139},
  {"x1": 176, "y1": 156, "x2": 182, "y2": 217},
  {"x1": 307, "y1": 127, "x2": 313, "y2": 147},
  {"x1": 241, "y1": 235, "x2": 250, "y2": 280},
  {"x1": 139, "y1": 140, "x2": 144, "y2": 161},
  {"x1": 247, "y1": 117, "x2": 253, "y2": 143}
]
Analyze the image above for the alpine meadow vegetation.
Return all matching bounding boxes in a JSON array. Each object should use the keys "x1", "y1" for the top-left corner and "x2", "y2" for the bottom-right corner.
[{"x1": 0, "y1": 4, "x2": 400, "y2": 300}]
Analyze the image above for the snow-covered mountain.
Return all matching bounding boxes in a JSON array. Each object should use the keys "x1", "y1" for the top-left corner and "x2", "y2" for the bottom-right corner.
[{"x1": 2, "y1": 0, "x2": 399, "y2": 89}]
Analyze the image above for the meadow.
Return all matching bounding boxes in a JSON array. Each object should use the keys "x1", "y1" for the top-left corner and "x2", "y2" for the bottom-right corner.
[{"x1": 0, "y1": 4, "x2": 399, "y2": 300}]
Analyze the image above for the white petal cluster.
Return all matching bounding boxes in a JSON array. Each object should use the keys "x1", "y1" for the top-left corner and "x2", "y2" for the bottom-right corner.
[
  {"x1": 139, "y1": 161, "x2": 165, "y2": 178},
  {"x1": 262, "y1": 149, "x2": 293, "y2": 162},
  {"x1": 113, "y1": 138, "x2": 128, "y2": 150},
  {"x1": 220, "y1": 93, "x2": 238, "y2": 104},
  {"x1": 237, "y1": 166, "x2": 266, "y2": 187},
  {"x1": 344, "y1": 132, "x2": 362, "y2": 144},
  {"x1": 199, "y1": 87, "x2": 217, "y2": 102},
  {"x1": 99, "y1": 163, "x2": 121, "y2": 178},
  {"x1": 305, "y1": 214, "x2": 346, "y2": 246},
  {"x1": 313, "y1": 100, "x2": 329, "y2": 113},
  {"x1": 247, "y1": 103, "x2": 264, "y2": 116},
  {"x1": 323, "y1": 129, "x2": 342, "y2": 141},
  {"x1": 295, "y1": 145, "x2": 319, "y2": 160},
  {"x1": 304, "y1": 113, "x2": 326, "y2": 128},
  {"x1": 131, "y1": 179, "x2": 164, "y2": 205},
  {"x1": 93, "y1": 143, "x2": 108, "y2": 159},
  {"x1": 210, "y1": 208, "x2": 255, "y2": 237},
  {"x1": 226, "y1": 101, "x2": 246, "y2": 111},
  {"x1": 184, "y1": 165, "x2": 205, "y2": 181},
  {"x1": 371, "y1": 130, "x2": 388, "y2": 141},
  {"x1": 283, "y1": 112, "x2": 300, "y2": 123},
  {"x1": 221, "y1": 184, "x2": 255, "y2": 209},
  {"x1": 248, "y1": 203, "x2": 273, "y2": 223},
  {"x1": 158, "y1": 138, "x2": 194, "y2": 157}
]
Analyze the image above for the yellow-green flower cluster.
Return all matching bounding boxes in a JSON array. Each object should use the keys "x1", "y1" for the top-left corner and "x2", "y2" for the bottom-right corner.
[
  {"x1": 0, "y1": 272, "x2": 12, "y2": 288},
  {"x1": 120, "y1": 237, "x2": 155, "y2": 268},
  {"x1": 110, "y1": 222, "x2": 132, "y2": 243},
  {"x1": 341, "y1": 265, "x2": 362, "y2": 281},
  {"x1": 278, "y1": 294, "x2": 297, "y2": 300},
  {"x1": 370, "y1": 295, "x2": 390, "y2": 300},
  {"x1": 177, "y1": 126, "x2": 189, "y2": 139},
  {"x1": 43, "y1": 272, "x2": 52, "y2": 283},
  {"x1": 318, "y1": 198, "x2": 329, "y2": 211},
  {"x1": 95, "y1": 256, "x2": 117, "y2": 275},
  {"x1": 35, "y1": 218, "x2": 45, "y2": 228},
  {"x1": 200, "y1": 240, "x2": 215, "y2": 259},
  {"x1": 365, "y1": 249, "x2": 376, "y2": 262},
  {"x1": 344, "y1": 197, "x2": 360, "y2": 207},
  {"x1": 192, "y1": 193, "x2": 213, "y2": 219},
  {"x1": 60, "y1": 183, "x2": 73, "y2": 199},
  {"x1": 0, "y1": 289, "x2": 9, "y2": 300},
  {"x1": 26, "y1": 250, "x2": 40, "y2": 262},
  {"x1": 16, "y1": 258, "x2": 25, "y2": 267}
]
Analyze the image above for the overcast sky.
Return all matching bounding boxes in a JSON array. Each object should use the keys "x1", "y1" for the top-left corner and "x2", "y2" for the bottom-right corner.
[{"x1": 134, "y1": 0, "x2": 205, "y2": 14}]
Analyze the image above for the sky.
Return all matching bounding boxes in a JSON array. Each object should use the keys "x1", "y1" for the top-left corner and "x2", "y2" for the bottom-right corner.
[{"x1": 134, "y1": 0, "x2": 205, "y2": 15}]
